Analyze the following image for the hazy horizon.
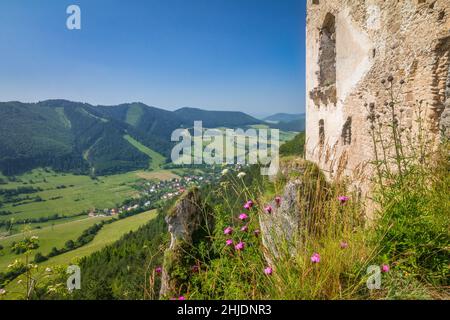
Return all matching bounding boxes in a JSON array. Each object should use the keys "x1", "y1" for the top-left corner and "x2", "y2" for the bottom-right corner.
[{"x1": 0, "y1": 97, "x2": 305, "y2": 120}]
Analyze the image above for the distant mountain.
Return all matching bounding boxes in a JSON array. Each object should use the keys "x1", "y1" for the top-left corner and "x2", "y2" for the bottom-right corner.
[
  {"x1": 0, "y1": 100, "x2": 264, "y2": 175},
  {"x1": 263, "y1": 113, "x2": 305, "y2": 123},
  {"x1": 174, "y1": 107, "x2": 265, "y2": 128},
  {"x1": 271, "y1": 118, "x2": 305, "y2": 132},
  {"x1": 0, "y1": 100, "x2": 150, "y2": 176}
]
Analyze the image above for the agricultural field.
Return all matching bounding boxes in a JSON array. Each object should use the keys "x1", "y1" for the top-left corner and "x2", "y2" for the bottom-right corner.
[
  {"x1": 41, "y1": 209, "x2": 157, "y2": 267},
  {"x1": 2, "y1": 210, "x2": 157, "y2": 299},
  {"x1": 0, "y1": 216, "x2": 112, "y2": 270},
  {"x1": 0, "y1": 168, "x2": 179, "y2": 233},
  {"x1": 135, "y1": 170, "x2": 180, "y2": 181},
  {"x1": 0, "y1": 170, "x2": 138, "y2": 223}
]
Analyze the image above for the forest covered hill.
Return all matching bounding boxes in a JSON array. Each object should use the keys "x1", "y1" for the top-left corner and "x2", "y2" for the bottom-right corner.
[{"x1": 0, "y1": 100, "x2": 300, "y2": 176}]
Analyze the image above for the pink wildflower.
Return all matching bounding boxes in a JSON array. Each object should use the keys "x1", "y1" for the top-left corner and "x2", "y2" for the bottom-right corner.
[
  {"x1": 382, "y1": 264, "x2": 390, "y2": 273},
  {"x1": 241, "y1": 225, "x2": 248, "y2": 232},
  {"x1": 178, "y1": 296, "x2": 186, "y2": 300},
  {"x1": 254, "y1": 229, "x2": 260, "y2": 237},
  {"x1": 264, "y1": 267, "x2": 273, "y2": 275},
  {"x1": 275, "y1": 196, "x2": 282, "y2": 206},
  {"x1": 225, "y1": 239, "x2": 233, "y2": 246},
  {"x1": 191, "y1": 265, "x2": 199, "y2": 273},
  {"x1": 235, "y1": 242, "x2": 245, "y2": 251},
  {"x1": 338, "y1": 196, "x2": 349, "y2": 204},
  {"x1": 239, "y1": 213, "x2": 248, "y2": 221},
  {"x1": 155, "y1": 266, "x2": 162, "y2": 274},
  {"x1": 244, "y1": 200, "x2": 254, "y2": 210},
  {"x1": 264, "y1": 205, "x2": 273, "y2": 214},
  {"x1": 311, "y1": 253, "x2": 321, "y2": 263},
  {"x1": 224, "y1": 227, "x2": 233, "y2": 235},
  {"x1": 340, "y1": 241, "x2": 348, "y2": 249}
]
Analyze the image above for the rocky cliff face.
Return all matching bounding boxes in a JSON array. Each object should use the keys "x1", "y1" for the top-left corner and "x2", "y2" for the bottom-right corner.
[
  {"x1": 259, "y1": 158, "x2": 329, "y2": 264},
  {"x1": 166, "y1": 188, "x2": 203, "y2": 251},
  {"x1": 259, "y1": 179, "x2": 302, "y2": 265},
  {"x1": 159, "y1": 187, "x2": 212, "y2": 298}
]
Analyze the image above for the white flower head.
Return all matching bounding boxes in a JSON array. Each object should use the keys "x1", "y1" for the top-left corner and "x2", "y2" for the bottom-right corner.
[
  {"x1": 0, "y1": 289, "x2": 6, "y2": 295},
  {"x1": 45, "y1": 267, "x2": 52, "y2": 273},
  {"x1": 221, "y1": 169, "x2": 229, "y2": 176},
  {"x1": 237, "y1": 172, "x2": 246, "y2": 179},
  {"x1": 8, "y1": 259, "x2": 19, "y2": 269}
]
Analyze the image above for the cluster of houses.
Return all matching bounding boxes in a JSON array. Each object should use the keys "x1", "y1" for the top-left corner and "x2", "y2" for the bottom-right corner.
[
  {"x1": 87, "y1": 172, "x2": 220, "y2": 218},
  {"x1": 142, "y1": 175, "x2": 209, "y2": 200},
  {"x1": 88, "y1": 203, "x2": 144, "y2": 218}
]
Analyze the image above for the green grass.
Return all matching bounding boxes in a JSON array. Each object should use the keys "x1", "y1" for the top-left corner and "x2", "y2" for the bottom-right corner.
[
  {"x1": 0, "y1": 216, "x2": 112, "y2": 270},
  {"x1": 124, "y1": 135, "x2": 166, "y2": 170},
  {"x1": 248, "y1": 125, "x2": 298, "y2": 142},
  {"x1": 279, "y1": 131, "x2": 298, "y2": 143},
  {"x1": 1, "y1": 210, "x2": 157, "y2": 299},
  {"x1": 0, "y1": 169, "x2": 143, "y2": 224},
  {"x1": 41, "y1": 209, "x2": 157, "y2": 266}
]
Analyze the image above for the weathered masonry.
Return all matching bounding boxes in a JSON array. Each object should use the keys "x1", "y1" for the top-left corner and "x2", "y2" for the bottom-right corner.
[{"x1": 306, "y1": 0, "x2": 450, "y2": 188}]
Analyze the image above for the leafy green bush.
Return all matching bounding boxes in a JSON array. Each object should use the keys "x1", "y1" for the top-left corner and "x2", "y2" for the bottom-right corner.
[
  {"x1": 374, "y1": 149, "x2": 449, "y2": 286},
  {"x1": 34, "y1": 252, "x2": 48, "y2": 263},
  {"x1": 279, "y1": 132, "x2": 305, "y2": 157}
]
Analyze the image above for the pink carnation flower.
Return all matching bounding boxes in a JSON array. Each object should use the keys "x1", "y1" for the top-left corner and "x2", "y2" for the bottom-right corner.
[
  {"x1": 235, "y1": 241, "x2": 245, "y2": 251},
  {"x1": 254, "y1": 229, "x2": 260, "y2": 237},
  {"x1": 264, "y1": 205, "x2": 273, "y2": 214},
  {"x1": 241, "y1": 225, "x2": 248, "y2": 232},
  {"x1": 340, "y1": 241, "x2": 348, "y2": 249},
  {"x1": 239, "y1": 213, "x2": 248, "y2": 221},
  {"x1": 275, "y1": 196, "x2": 282, "y2": 206},
  {"x1": 243, "y1": 200, "x2": 254, "y2": 210},
  {"x1": 311, "y1": 253, "x2": 321, "y2": 263},
  {"x1": 225, "y1": 239, "x2": 233, "y2": 246},
  {"x1": 155, "y1": 266, "x2": 162, "y2": 274},
  {"x1": 338, "y1": 196, "x2": 349, "y2": 204},
  {"x1": 191, "y1": 265, "x2": 199, "y2": 273},
  {"x1": 224, "y1": 227, "x2": 233, "y2": 235},
  {"x1": 381, "y1": 264, "x2": 390, "y2": 273},
  {"x1": 264, "y1": 267, "x2": 273, "y2": 275}
]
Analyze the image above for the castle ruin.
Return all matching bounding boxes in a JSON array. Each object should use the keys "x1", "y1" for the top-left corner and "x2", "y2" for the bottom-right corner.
[{"x1": 305, "y1": 0, "x2": 450, "y2": 189}]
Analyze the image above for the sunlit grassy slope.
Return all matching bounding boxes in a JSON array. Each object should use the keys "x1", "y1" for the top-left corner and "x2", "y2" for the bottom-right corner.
[
  {"x1": 0, "y1": 216, "x2": 111, "y2": 271},
  {"x1": 41, "y1": 209, "x2": 157, "y2": 266},
  {"x1": 124, "y1": 135, "x2": 166, "y2": 170}
]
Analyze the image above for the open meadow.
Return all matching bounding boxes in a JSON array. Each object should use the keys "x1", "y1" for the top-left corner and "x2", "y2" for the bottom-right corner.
[
  {"x1": 0, "y1": 216, "x2": 111, "y2": 270},
  {"x1": 2, "y1": 209, "x2": 157, "y2": 299}
]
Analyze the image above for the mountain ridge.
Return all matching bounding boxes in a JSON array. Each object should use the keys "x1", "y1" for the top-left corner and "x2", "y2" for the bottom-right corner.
[
  {"x1": 263, "y1": 112, "x2": 305, "y2": 123},
  {"x1": 0, "y1": 100, "x2": 274, "y2": 176}
]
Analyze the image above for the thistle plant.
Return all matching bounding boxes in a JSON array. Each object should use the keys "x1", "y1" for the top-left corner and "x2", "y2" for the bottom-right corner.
[
  {"x1": 366, "y1": 76, "x2": 436, "y2": 204},
  {"x1": 366, "y1": 75, "x2": 449, "y2": 289},
  {"x1": 9, "y1": 234, "x2": 40, "y2": 300}
]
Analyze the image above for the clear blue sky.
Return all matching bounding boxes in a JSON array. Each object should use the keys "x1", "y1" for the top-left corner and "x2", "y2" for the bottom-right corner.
[{"x1": 0, "y1": 0, "x2": 305, "y2": 117}]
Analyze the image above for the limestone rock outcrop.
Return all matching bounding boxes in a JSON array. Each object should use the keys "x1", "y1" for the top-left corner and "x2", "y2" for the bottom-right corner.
[
  {"x1": 159, "y1": 187, "x2": 212, "y2": 298},
  {"x1": 259, "y1": 158, "x2": 328, "y2": 264},
  {"x1": 259, "y1": 179, "x2": 302, "y2": 264}
]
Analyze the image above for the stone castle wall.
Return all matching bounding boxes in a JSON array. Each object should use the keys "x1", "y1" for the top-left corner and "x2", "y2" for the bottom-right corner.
[{"x1": 305, "y1": 0, "x2": 450, "y2": 190}]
